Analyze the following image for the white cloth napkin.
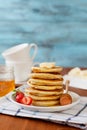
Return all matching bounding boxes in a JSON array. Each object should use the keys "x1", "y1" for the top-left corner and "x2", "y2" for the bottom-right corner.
[
  {"x1": 0, "y1": 94, "x2": 87, "y2": 129},
  {"x1": 63, "y1": 75, "x2": 87, "y2": 90}
]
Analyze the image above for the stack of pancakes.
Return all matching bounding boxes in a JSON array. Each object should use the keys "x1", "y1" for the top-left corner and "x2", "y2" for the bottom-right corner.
[{"x1": 26, "y1": 62, "x2": 64, "y2": 107}]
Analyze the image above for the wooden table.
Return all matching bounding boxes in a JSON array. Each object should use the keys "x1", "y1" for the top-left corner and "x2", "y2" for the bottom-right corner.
[{"x1": 0, "y1": 68, "x2": 87, "y2": 130}]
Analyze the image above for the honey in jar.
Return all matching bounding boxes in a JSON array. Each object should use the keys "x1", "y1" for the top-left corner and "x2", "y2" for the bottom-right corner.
[{"x1": 0, "y1": 65, "x2": 15, "y2": 97}]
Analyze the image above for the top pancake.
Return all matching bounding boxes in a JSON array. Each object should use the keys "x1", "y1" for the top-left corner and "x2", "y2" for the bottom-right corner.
[{"x1": 32, "y1": 66, "x2": 63, "y2": 73}]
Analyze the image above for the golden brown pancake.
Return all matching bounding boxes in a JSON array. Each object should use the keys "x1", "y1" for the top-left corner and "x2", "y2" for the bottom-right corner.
[
  {"x1": 27, "y1": 83, "x2": 63, "y2": 90},
  {"x1": 32, "y1": 66, "x2": 63, "y2": 73},
  {"x1": 26, "y1": 93, "x2": 61, "y2": 101},
  {"x1": 32, "y1": 100, "x2": 60, "y2": 107},
  {"x1": 28, "y1": 78, "x2": 63, "y2": 86},
  {"x1": 30, "y1": 73, "x2": 62, "y2": 80},
  {"x1": 25, "y1": 87, "x2": 63, "y2": 96}
]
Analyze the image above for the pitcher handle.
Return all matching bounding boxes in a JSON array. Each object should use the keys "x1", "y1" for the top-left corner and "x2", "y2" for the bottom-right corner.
[{"x1": 29, "y1": 43, "x2": 38, "y2": 60}]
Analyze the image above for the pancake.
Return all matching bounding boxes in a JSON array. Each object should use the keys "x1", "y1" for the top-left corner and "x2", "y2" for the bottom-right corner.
[
  {"x1": 27, "y1": 83, "x2": 63, "y2": 90},
  {"x1": 25, "y1": 87, "x2": 63, "y2": 96},
  {"x1": 32, "y1": 66, "x2": 63, "y2": 73},
  {"x1": 28, "y1": 78, "x2": 63, "y2": 86},
  {"x1": 30, "y1": 73, "x2": 62, "y2": 80},
  {"x1": 32, "y1": 100, "x2": 60, "y2": 107},
  {"x1": 26, "y1": 93, "x2": 61, "y2": 100}
]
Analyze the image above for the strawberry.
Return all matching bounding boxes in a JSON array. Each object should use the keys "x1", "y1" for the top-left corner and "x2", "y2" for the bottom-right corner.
[
  {"x1": 20, "y1": 96, "x2": 32, "y2": 105},
  {"x1": 13, "y1": 90, "x2": 24, "y2": 103},
  {"x1": 13, "y1": 89, "x2": 32, "y2": 105},
  {"x1": 15, "y1": 92, "x2": 24, "y2": 103}
]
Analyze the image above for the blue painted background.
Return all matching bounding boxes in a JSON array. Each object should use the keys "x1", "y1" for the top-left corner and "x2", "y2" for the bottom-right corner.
[{"x1": 0, "y1": 0, "x2": 87, "y2": 67}]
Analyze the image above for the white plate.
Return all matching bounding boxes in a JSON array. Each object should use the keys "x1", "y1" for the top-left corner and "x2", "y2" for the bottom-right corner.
[
  {"x1": 9, "y1": 85, "x2": 80, "y2": 112},
  {"x1": 63, "y1": 75, "x2": 87, "y2": 90}
]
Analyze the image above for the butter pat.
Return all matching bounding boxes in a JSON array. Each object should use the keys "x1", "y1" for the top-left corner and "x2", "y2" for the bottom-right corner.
[{"x1": 40, "y1": 62, "x2": 55, "y2": 68}]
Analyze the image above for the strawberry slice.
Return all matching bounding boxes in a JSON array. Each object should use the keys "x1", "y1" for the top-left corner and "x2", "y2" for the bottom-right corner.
[
  {"x1": 21, "y1": 96, "x2": 32, "y2": 105},
  {"x1": 15, "y1": 92, "x2": 24, "y2": 103}
]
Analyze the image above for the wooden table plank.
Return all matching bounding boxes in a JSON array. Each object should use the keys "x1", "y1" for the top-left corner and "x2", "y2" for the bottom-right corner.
[{"x1": 0, "y1": 114, "x2": 81, "y2": 130}]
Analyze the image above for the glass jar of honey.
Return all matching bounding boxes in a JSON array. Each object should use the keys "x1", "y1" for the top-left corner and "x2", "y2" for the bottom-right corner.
[{"x1": 0, "y1": 65, "x2": 15, "y2": 97}]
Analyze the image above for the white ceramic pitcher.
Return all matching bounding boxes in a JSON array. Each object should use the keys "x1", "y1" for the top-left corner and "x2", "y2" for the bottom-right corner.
[{"x1": 2, "y1": 43, "x2": 38, "y2": 83}]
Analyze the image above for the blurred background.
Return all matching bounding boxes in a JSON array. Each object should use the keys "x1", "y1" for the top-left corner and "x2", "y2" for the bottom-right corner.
[{"x1": 0, "y1": 0, "x2": 87, "y2": 67}]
